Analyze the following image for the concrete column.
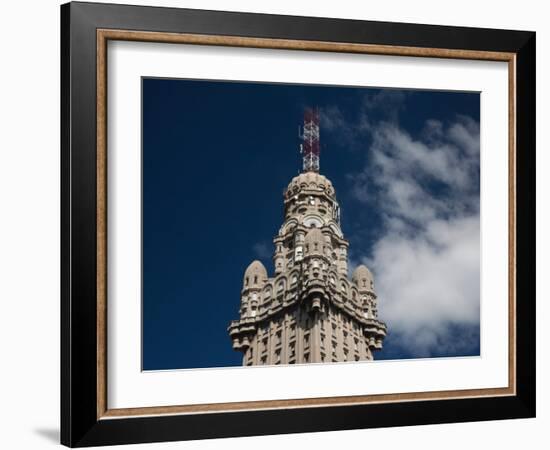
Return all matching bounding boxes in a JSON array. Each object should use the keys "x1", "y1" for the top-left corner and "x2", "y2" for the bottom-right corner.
[
  {"x1": 282, "y1": 313, "x2": 288, "y2": 364},
  {"x1": 360, "y1": 331, "x2": 368, "y2": 360},
  {"x1": 267, "y1": 320, "x2": 273, "y2": 365},
  {"x1": 336, "y1": 312, "x2": 345, "y2": 361},
  {"x1": 254, "y1": 330, "x2": 260, "y2": 365},
  {"x1": 310, "y1": 309, "x2": 321, "y2": 363},
  {"x1": 296, "y1": 310, "x2": 303, "y2": 363}
]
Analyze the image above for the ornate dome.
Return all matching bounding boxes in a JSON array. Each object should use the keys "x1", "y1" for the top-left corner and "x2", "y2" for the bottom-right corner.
[
  {"x1": 352, "y1": 264, "x2": 374, "y2": 291},
  {"x1": 243, "y1": 260, "x2": 268, "y2": 288},
  {"x1": 285, "y1": 172, "x2": 335, "y2": 197}
]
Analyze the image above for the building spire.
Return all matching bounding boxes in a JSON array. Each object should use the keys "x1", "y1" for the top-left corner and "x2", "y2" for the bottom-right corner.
[
  {"x1": 228, "y1": 107, "x2": 387, "y2": 366},
  {"x1": 299, "y1": 107, "x2": 320, "y2": 173}
]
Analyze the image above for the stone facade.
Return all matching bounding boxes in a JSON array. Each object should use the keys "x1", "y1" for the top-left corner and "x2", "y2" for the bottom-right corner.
[{"x1": 228, "y1": 171, "x2": 387, "y2": 366}]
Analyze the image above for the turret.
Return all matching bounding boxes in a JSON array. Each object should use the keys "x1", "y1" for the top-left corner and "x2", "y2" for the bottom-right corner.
[
  {"x1": 352, "y1": 264, "x2": 374, "y2": 293},
  {"x1": 241, "y1": 260, "x2": 267, "y2": 318},
  {"x1": 352, "y1": 264, "x2": 378, "y2": 320}
]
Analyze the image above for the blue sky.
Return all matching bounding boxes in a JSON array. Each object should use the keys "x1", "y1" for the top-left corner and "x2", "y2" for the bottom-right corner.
[{"x1": 142, "y1": 78, "x2": 480, "y2": 370}]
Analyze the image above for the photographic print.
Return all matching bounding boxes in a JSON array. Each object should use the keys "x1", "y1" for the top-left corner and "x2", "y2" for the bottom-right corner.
[
  {"x1": 62, "y1": 6, "x2": 535, "y2": 444},
  {"x1": 142, "y1": 78, "x2": 480, "y2": 370}
]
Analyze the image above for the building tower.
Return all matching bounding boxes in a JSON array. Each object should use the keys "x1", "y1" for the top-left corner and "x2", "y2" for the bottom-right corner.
[{"x1": 228, "y1": 108, "x2": 387, "y2": 366}]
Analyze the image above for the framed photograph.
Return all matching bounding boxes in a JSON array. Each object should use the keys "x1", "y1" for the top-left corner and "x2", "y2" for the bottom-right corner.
[{"x1": 61, "y1": 1, "x2": 535, "y2": 447}]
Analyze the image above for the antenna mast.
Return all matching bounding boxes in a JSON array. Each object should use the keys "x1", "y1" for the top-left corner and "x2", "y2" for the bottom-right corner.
[{"x1": 299, "y1": 107, "x2": 320, "y2": 173}]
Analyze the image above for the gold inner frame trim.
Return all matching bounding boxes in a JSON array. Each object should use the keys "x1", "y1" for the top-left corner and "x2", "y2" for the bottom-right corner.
[{"x1": 96, "y1": 28, "x2": 517, "y2": 420}]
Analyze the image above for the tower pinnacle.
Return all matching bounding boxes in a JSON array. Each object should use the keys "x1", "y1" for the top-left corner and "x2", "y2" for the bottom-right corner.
[{"x1": 299, "y1": 107, "x2": 320, "y2": 173}]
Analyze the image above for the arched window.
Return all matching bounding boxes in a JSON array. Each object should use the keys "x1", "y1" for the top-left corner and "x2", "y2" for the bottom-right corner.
[
  {"x1": 341, "y1": 282, "x2": 347, "y2": 293},
  {"x1": 253, "y1": 275, "x2": 258, "y2": 284},
  {"x1": 245, "y1": 277, "x2": 249, "y2": 286}
]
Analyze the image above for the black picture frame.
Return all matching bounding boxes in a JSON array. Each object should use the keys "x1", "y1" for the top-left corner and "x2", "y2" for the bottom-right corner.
[{"x1": 61, "y1": 1, "x2": 535, "y2": 447}]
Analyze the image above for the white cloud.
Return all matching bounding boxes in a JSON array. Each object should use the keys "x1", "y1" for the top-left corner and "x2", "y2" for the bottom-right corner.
[
  {"x1": 320, "y1": 106, "x2": 363, "y2": 148},
  {"x1": 346, "y1": 112, "x2": 480, "y2": 358},
  {"x1": 252, "y1": 241, "x2": 272, "y2": 259},
  {"x1": 365, "y1": 216, "x2": 480, "y2": 356}
]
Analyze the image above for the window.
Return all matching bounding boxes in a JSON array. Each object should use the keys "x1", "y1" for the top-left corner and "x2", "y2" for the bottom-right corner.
[
  {"x1": 341, "y1": 283, "x2": 347, "y2": 292},
  {"x1": 245, "y1": 277, "x2": 249, "y2": 286},
  {"x1": 275, "y1": 350, "x2": 281, "y2": 364},
  {"x1": 261, "y1": 356, "x2": 267, "y2": 365},
  {"x1": 277, "y1": 280, "x2": 284, "y2": 292},
  {"x1": 303, "y1": 353, "x2": 310, "y2": 363},
  {"x1": 276, "y1": 331, "x2": 282, "y2": 345},
  {"x1": 254, "y1": 275, "x2": 258, "y2": 284}
]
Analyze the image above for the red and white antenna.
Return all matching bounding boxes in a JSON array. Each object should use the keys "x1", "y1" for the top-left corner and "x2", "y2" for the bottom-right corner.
[{"x1": 299, "y1": 107, "x2": 320, "y2": 173}]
